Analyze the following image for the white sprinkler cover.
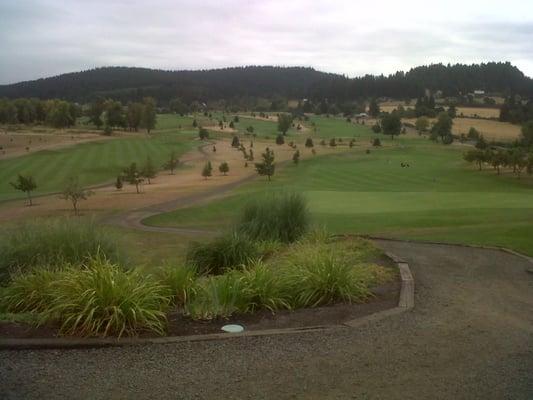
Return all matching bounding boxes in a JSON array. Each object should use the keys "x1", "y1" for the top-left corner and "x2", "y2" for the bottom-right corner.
[{"x1": 221, "y1": 324, "x2": 244, "y2": 333}]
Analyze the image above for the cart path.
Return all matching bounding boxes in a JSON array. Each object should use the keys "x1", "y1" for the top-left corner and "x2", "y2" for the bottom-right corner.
[{"x1": 2, "y1": 240, "x2": 532, "y2": 400}]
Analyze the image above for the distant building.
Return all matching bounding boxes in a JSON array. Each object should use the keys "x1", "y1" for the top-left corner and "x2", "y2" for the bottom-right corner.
[
  {"x1": 473, "y1": 90, "x2": 485, "y2": 96},
  {"x1": 356, "y1": 113, "x2": 368, "y2": 118}
]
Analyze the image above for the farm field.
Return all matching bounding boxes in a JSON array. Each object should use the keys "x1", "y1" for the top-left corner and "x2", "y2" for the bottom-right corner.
[
  {"x1": 456, "y1": 106, "x2": 500, "y2": 119},
  {"x1": 146, "y1": 139, "x2": 533, "y2": 256}
]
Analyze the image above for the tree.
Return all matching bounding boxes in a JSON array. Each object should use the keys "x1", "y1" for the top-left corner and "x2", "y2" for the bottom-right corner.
[
  {"x1": 219, "y1": 161, "x2": 229, "y2": 175},
  {"x1": 88, "y1": 98, "x2": 105, "y2": 129},
  {"x1": 467, "y1": 127, "x2": 480, "y2": 140},
  {"x1": 123, "y1": 162, "x2": 144, "y2": 193},
  {"x1": 163, "y1": 151, "x2": 179, "y2": 174},
  {"x1": 292, "y1": 150, "x2": 300, "y2": 164},
  {"x1": 521, "y1": 120, "x2": 533, "y2": 147},
  {"x1": 141, "y1": 157, "x2": 157, "y2": 184},
  {"x1": 104, "y1": 99, "x2": 125, "y2": 129},
  {"x1": 141, "y1": 97, "x2": 157, "y2": 134},
  {"x1": 233, "y1": 115, "x2": 239, "y2": 123},
  {"x1": 60, "y1": 176, "x2": 93, "y2": 216},
  {"x1": 202, "y1": 161, "x2": 213, "y2": 179},
  {"x1": 47, "y1": 100, "x2": 74, "y2": 128},
  {"x1": 431, "y1": 112, "x2": 453, "y2": 143},
  {"x1": 464, "y1": 149, "x2": 486, "y2": 170},
  {"x1": 126, "y1": 102, "x2": 143, "y2": 131},
  {"x1": 447, "y1": 105, "x2": 457, "y2": 118},
  {"x1": 231, "y1": 136, "x2": 240, "y2": 148},
  {"x1": 276, "y1": 134, "x2": 285, "y2": 145},
  {"x1": 229, "y1": 121, "x2": 235, "y2": 129},
  {"x1": 192, "y1": 119, "x2": 198, "y2": 128},
  {"x1": 199, "y1": 127, "x2": 209, "y2": 140},
  {"x1": 381, "y1": 114, "x2": 402, "y2": 139},
  {"x1": 255, "y1": 147, "x2": 275, "y2": 181},
  {"x1": 368, "y1": 98, "x2": 380, "y2": 117},
  {"x1": 10, "y1": 174, "x2": 37, "y2": 206},
  {"x1": 372, "y1": 138, "x2": 381, "y2": 147},
  {"x1": 277, "y1": 113, "x2": 293, "y2": 135},
  {"x1": 115, "y1": 175, "x2": 123, "y2": 190},
  {"x1": 305, "y1": 138, "x2": 314, "y2": 148},
  {"x1": 415, "y1": 117, "x2": 429, "y2": 134},
  {"x1": 371, "y1": 123, "x2": 382, "y2": 133},
  {"x1": 475, "y1": 135, "x2": 488, "y2": 149},
  {"x1": 489, "y1": 150, "x2": 507, "y2": 175},
  {"x1": 329, "y1": 138, "x2": 337, "y2": 147}
]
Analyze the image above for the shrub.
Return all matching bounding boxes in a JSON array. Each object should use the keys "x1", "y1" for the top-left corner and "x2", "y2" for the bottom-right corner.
[
  {"x1": 238, "y1": 192, "x2": 309, "y2": 243},
  {"x1": 186, "y1": 232, "x2": 260, "y2": 275},
  {"x1": 0, "y1": 218, "x2": 126, "y2": 284},
  {"x1": 3, "y1": 257, "x2": 170, "y2": 337},
  {"x1": 287, "y1": 251, "x2": 372, "y2": 308},
  {"x1": 157, "y1": 264, "x2": 198, "y2": 306},
  {"x1": 372, "y1": 138, "x2": 381, "y2": 147},
  {"x1": 184, "y1": 273, "x2": 248, "y2": 320}
]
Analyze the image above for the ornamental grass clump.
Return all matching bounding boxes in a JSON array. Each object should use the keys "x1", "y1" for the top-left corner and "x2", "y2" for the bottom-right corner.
[
  {"x1": 238, "y1": 192, "x2": 309, "y2": 243},
  {"x1": 186, "y1": 232, "x2": 260, "y2": 275},
  {"x1": 2, "y1": 257, "x2": 170, "y2": 337},
  {"x1": 156, "y1": 264, "x2": 198, "y2": 306}
]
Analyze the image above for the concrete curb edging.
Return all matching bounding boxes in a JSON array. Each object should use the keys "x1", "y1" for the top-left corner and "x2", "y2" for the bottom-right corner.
[{"x1": 0, "y1": 252, "x2": 414, "y2": 351}]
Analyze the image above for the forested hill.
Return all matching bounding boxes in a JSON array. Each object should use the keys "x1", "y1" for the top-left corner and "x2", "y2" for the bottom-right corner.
[{"x1": 1, "y1": 63, "x2": 531, "y2": 103}]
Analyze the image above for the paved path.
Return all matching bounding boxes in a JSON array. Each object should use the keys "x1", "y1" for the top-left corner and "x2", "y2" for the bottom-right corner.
[{"x1": 1, "y1": 240, "x2": 532, "y2": 399}]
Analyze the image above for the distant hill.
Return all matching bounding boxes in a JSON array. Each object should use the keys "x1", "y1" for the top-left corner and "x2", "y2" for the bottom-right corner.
[{"x1": 0, "y1": 63, "x2": 531, "y2": 103}]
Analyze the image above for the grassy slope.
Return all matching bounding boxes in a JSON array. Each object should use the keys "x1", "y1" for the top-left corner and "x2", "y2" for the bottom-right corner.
[
  {"x1": 146, "y1": 129, "x2": 533, "y2": 256},
  {"x1": 0, "y1": 115, "x2": 195, "y2": 201}
]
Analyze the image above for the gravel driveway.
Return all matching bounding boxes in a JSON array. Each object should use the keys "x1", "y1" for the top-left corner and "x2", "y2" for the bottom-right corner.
[{"x1": 1, "y1": 240, "x2": 532, "y2": 399}]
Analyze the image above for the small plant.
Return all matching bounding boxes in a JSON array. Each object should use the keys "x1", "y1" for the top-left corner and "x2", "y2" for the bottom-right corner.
[
  {"x1": 115, "y1": 175, "x2": 123, "y2": 190},
  {"x1": 329, "y1": 138, "x2": 337, "y2": 147},
  {"x1": 292, "y1": 150, "x2": 300, "y2": 164},
  {"x1": 186, "y1": 232, "x2": 260, "y2": 275},
  {"x1": 162, "y1": 151, "x2": 179, "y2": 174},
  {"x1": 198, "y1": 127, "x2": 209, "y2": 140},
  {"x1": 157, "y1": 264, "x2": 198, "y2": 306},
  {"x1": 255, "y1": 147, "x2": 275, "y2": 181},
  {"x1": 219, "y1": 161, "x2": 229, "y2": 176},
  {"x1": 60, "y1": 176, "x2": 93, "y2": 216},
  {"x1": 305, "y1": 138, "x2": 314, "y2": 148},
  {"x1": 276, "y1": 134, "x2": 285, "y2": 145},
  {"x1": 10, "y1": 174, "x2": 37, "y2": 206},
  {"x1": 231, "y1": 136, "x2": 240, "y2": 148},
  {"x1": 372, "y1": 138, "x2": 381, "y2": 147},
  {"x1": 238, "y1": 192, "x2": 309, "y2": 243},
  {"x1": 123, "y1": 162, "x2": 144, "y2": 193},
  {"x1": 202, "y1": 161, "x2": 213, "y2": 180}
]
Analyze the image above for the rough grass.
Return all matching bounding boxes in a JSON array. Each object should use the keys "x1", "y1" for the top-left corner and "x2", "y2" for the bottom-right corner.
[
  {"x1": 238, "y1": 192, "x2": 310, "y2": 243},
  {"x1": 0, "y1": 218, "x2": 127, "y2": 284}
]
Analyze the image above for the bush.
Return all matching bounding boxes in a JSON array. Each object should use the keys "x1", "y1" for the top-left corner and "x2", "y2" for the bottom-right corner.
[
  {"x1": 372, "y1": 138, "x2": 381, "y2": 147},
  {"x1": 3, "y1": 257, "x2": 170, "y2": 337},
  {"x1": 286, "y1": 250, "x2": 371, "y2": 308},
  {"x1": 238, "y1": 192, "x2": 309, "y2": 243},
  {"x1": 186, "y1": 232, "x2": 260, "y2": 275},
  {"x1": 157, "y1": 264, "x2": 198, "y2": 306},
  {"x1": 0, "y1": 218, "x2": 126, "y2": 284},
  {"x1": 184, "y1": 273, "x2": 249, "y2": 320}
]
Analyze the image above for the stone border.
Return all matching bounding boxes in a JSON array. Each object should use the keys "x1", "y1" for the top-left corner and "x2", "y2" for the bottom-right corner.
[{"x1": 0, "y1": 252, "x2": 414, "y2": 351}]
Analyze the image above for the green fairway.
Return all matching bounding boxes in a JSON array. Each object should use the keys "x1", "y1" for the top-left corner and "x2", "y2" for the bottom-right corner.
[
  {"x1": 145, "y1": 140, "x2": 533, "y2": 256},
  {"x1": 0, "y1": 120, "x2": 195, "y2": 202}
]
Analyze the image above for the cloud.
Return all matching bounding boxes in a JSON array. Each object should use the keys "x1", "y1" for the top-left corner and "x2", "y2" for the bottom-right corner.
[{"x1": 1, "y1": 0, "x2": 532, "y2": 84}]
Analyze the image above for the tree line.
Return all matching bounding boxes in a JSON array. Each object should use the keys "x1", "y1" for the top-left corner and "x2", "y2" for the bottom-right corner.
[
  {"x1": 0, "y1": 96, "x2": 157, "y2": 133},
  {"x1": 1, "y1": 63, "x2": 531, "y2": 105}
]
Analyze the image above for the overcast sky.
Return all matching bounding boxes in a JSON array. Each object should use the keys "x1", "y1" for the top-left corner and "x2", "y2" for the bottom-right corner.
[{"x1": 1, "y1": 0, "x2": 532, "y2": 84}]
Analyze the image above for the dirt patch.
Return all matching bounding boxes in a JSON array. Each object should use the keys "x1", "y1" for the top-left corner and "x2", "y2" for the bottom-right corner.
[{"x1": 204, "y1": 125, "x2": 237, "y2": 133}]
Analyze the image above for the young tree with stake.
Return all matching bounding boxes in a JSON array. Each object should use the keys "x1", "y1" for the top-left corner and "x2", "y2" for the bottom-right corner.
[
  {"x1": 60, "y1": 176, "x2": 93, "y2": 216},
  {"x1": 10, "y1": 174, "x2": 37, "y2": 206}
]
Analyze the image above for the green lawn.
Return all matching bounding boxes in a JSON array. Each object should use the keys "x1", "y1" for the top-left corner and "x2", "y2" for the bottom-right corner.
[
  {"x1": 145, "y1": 140, "x2": 533, "y2": 256},
  {"x1": 0, "y1": 116, "x2": 196, "y2": 201}
]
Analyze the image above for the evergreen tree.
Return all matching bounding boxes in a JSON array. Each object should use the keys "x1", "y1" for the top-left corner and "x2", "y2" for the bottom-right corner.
[
  {"x1": 276, "y1": 134, "x2": 285, "y2": 145},
  {"x1": 219, "y1": 161, "x2": 229, "y2": 175},
  {"x1": 255, "y1": 147, "x2": 275, "y2": 181},
  {"x1": 202, "y1": 161, "x2": 213, "y2": 179},
  {"x1": 141, "y1": 97, "x2": 157, "y2": 134}
]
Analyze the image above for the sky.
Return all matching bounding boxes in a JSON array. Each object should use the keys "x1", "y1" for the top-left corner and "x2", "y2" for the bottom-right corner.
[{"x1": 1, "y1": 0, "x2": 532, "y2": 84}]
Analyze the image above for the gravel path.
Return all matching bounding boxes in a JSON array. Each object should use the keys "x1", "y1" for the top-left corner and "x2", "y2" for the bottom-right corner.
[{"x1": 1, "y1": 240, "x2": 532, "y2": 399}]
